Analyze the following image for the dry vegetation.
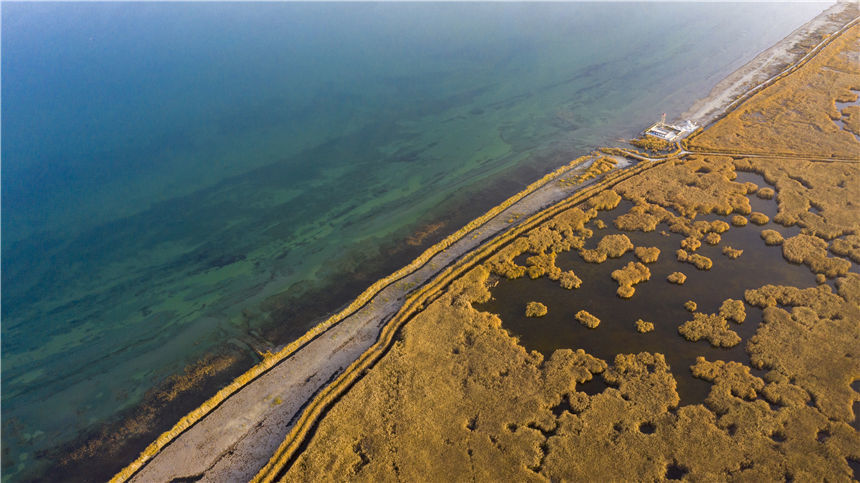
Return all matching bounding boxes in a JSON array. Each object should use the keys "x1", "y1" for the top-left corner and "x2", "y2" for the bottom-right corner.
[
  {"x1": 782, "y1": 234, "x2": 852, "y2": 278},
  {"x1": 559, "y1": 156, "x2": 618, "y2": 187},
  {"x1": 831, "y1": 234, "x2": 860, "y2": 263},
  {"x1": 634, "y1": 319, "x2": 655, "y2": 333},
  {"x1": 629, "y1": 134, "x2": 675, "y2": 153},
  {"x1": 761, "y1": 229, "x2": 784, "y2": 245},
  {"x1": 722, "y1": 246, "x2": 743, "y2": 259},
  {"x1": 749, "y1": 212, "x2": 770, "y2": 225},
  {"x1": 718, "y1": 299, "x2": 746, "y2": 324},
  {"x1": 611, "y1": 261, "x2": 651, "y2": 299},
  {"x1": 689, "y1": 23, "x2": 860, "y2": 158},
  {"x1": 634, "y1": 246, "x2": 660, "y2": 263},
  {"x1": 756, "y1": 187, "x2": 775, "y2": 200},
  {"x1": 281, "y1": 265, "x2": 860, "y2": 481},
  {"x1": 704, "y1": 232, "x2": 721, "y2": 245},
  {"x1": 525, "y1": 302, "x2": 548, "y2": 318},
  {"x1": 580, "y1": 234, "x2": 634, "y2": 263},
  {"x1": 678, "y1": 312, "x2": 742, "y2": 348},
  {"x1": 575, "y1": 310, "x2": 601, "y2": 329},
  {"x1": 255, "y1": 17, "x2": 860, "y2": 483},
  {"x1": 677, "y1": 249, "x2": 714, "y2": 271},
  {"x1": 843, "y1": 104, "x2": 860, "y2": 135},
  {"x1": 667, "y1": 272, "x2": 687, "y2": 285}
]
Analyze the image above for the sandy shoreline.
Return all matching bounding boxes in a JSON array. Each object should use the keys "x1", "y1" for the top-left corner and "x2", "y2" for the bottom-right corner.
[
  {"x1": 115, "y1": 3, "x2": 859, "y2": 481},
  {"x1": 683, "y1": 1, "x2": 856, "y2": 125}
]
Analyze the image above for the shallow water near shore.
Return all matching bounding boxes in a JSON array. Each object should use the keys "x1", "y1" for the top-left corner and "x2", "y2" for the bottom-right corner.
[{"x1": 1, "y1": 3, "x2": 828, "y2": 480}]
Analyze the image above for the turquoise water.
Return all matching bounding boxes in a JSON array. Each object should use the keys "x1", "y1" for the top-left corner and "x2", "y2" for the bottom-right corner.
[{"x1": 1, "y1": 2, "x2": 826, "y2": 480}]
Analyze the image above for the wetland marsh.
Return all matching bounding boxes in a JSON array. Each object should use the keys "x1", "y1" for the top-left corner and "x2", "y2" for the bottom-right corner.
[
  {"x1": 2, "y1": 2, "x2": 856, "y2": 481},
  {"x1": 268, "y1": 16, "x2": 860, "y2": 481}
]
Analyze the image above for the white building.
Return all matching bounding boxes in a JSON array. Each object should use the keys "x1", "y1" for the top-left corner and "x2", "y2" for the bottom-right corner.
[{"x1": 644, "y1": 119, "x2": 698, "y2": 142}]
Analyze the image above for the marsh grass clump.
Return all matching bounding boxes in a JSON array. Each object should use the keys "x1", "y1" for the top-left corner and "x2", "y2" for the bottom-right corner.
[
  {"x1": 630, "y1": 134, "x2": 674, "y2": 153},
  {"x1": 704, "y1": 233, "x2": 721, "y2": 245},
  {"x1": 568, "y1": 156, "x2": 618, "y2": 184},
  {"x1": 575, "y1": 310, "x2": 600, "y2": 329},
  {"x1": 684, "y1": 300, "x2": 697, "y2": 312},
  {"x1": 782, "y1": 234, "x2": 851, "y2": 277},
  {"x1": 678, "y1": 312, "x2": 742, "y2": 348},
  {"x1": 731, "y1": 215, "x2": 748, "y2": 227},
  {"x1": 525, "y1": 302, "x2": 548, "y2": 318},
  {"x1": 722, "y1": 246, "x2": 743, "y2": 259},
  {"x1": 718, "y1": 299, "x2": 746, "y2": 324},
  {"x1": 613, "y1": 156, "x2": 753, "y2": 220},
  {"x1": 484, "y1": 205, "x2": 599, "y2": 281},
  {"x1": 634, "y1": 319, "x2": 655, "y2": 333},
  {"x1": 761, "y1": 230, "x2": 784, "y2": 246},
  {"x1": 558, "y1": 271, "x2": 582, "y2": 290},
  {"x1": 667, "y1": 272, "x2": 687, "y2": 285},
  {"x1": 829, "y1": 234, "x2": 860, "y2": 264},
  {"x1": 681, "y1": 236, "x2": 702, "y2": 252},
  {"x1": 634, "y1": 246, "x2": 660, "y2": 264},
  {"x1": 580, "y1": 234, "x2": 634, "y2": 263},
  {"x1": 757, "y1": 187, "x2": 775, "y2": 200},
  {"x1": 677, "y1": 249, "x2": 713, "y2": 270},
  {"x1": 710, "y1": 220, "x2": 731, "y2": 234},
  {"x1": 744, "y1": 276, "x2": 860, "y2": 422},
  {"x1": 749, "y1": 212, "x2": 769, "y2": 225},
  {"x1": 611, "y1": 261, "x2": 651, "y2": 298},
  {"x1": 842, "y1": 105, "x2": 860, "y2": 135},
  {"x1": 594, "y1": 219, "x2": 606, "y2": 229},
  {"x1": 589, "y1": 189, "x2": 622, "y2": 211}
]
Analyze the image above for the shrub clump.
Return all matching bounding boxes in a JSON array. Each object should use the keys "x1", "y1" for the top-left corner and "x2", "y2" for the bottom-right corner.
[
  {"x1": 756, "y1": 187, "x2": 775, "y2": 199},
  {"x1": 830, "y1": 234, "x2": 860, "y2": 263},
  {"x1": 761, "y1": 229, "x2": 784, "y2": 245},
  {"x1": 667, "y1": 272, "x2": 687, "y2": 285},
  {"x1": 525, "y1": 302, "x2": 548, "y2": 318},
  {"x1": 719, "y1": 298, "x2": 746, "y2": 324},
  {"x1": 634, "y1": 319, "x2": 655, "y2": 333},
  {"x1": 782, "y1": 234, "x2": 851, "y2": 277},
  {"x1": 634, "y1": 246, "x2": 660, "y2": 264},
  {"x1": 678, "y1": 313, "x2": 742, "y2": 348},
  {"x1": 722, "y1": 246, "x2": 743, "y2": 259},
  {"x1": 588, "y1": 189, "x2": 622, "y2": 211},
  {"x1": 677, "y1": 249, "x2": 713, "y2": 270},
  {"x1": 704, "y1": 232, "x2": 721, "y2": 245},
  {"x1": 559, "y1": 271, "x2": 582, "y2": 290},
  {"x1": 749, "y1": 212, "x2": 770, "y2": 225},
  {"x1": 611, "y1": 261, "x2": 651, "y2": 299},
  {"x1": 731, "y1": 215, "x2": 748, "y2": 227},
  {"x1": 580, "y1": 234, "x2": 634, "y2": 263},
  {"x1": 710, "y1": 220, "x2": 731, "y2": 233},
  {"x1": 681, "y1": 236, "x2": 702, "y2": 252},
  {"x1": 684, "y1": 300, "x2": 698, "y2": 312},
  {"x1": 629, "y1": 134, "x2": 674, "y2": 152},
  {"x1": 575, "y1": 310, "x2": 600, "y2": 329}
]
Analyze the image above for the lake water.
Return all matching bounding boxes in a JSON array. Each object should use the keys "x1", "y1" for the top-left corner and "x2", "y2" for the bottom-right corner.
[{"x1": 1, "y1": 2, "x2": 828, "y2": 480}]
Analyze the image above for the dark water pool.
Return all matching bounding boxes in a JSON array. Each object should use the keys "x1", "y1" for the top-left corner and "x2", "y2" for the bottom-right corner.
[{"x1": 478, "y1": 172, "x2": 823, "y2": 405}]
